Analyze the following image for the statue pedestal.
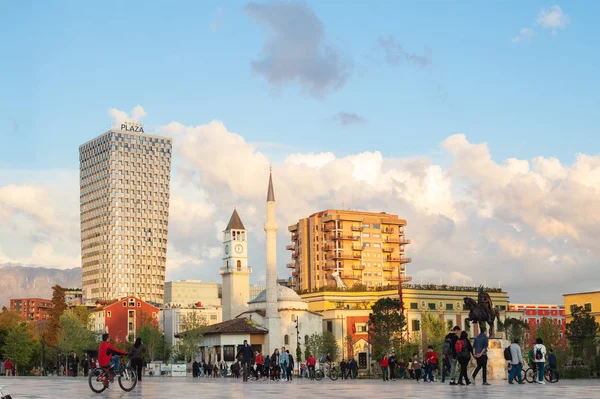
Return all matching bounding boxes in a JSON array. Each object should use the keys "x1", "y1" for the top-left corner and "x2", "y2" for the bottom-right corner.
[{"x1": 468, "y1": 337, "x2": 510, "y2": 380}]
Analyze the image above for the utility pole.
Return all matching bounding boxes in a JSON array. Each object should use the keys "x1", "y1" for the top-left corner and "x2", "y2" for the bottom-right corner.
[{"x1": 295, "y1": 316, "x2": 301, "y2": 375}]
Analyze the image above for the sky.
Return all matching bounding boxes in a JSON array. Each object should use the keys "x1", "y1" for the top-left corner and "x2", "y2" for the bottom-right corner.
[{"x1": 0, "y1": 1, "x2": 599, "y2": 304}]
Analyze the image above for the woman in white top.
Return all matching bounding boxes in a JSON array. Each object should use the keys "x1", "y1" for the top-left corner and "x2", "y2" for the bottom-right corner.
[{"x1": 533, "y1": 338, "x2": 547, "y2": 384}]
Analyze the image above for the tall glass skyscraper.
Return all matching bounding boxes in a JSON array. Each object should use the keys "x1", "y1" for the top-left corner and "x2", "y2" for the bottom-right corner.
[{"x1": 79, "y1": 122, "x2": 172, "y2": 305}]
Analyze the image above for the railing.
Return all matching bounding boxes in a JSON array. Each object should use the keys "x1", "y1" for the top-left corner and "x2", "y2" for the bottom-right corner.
[
  {"x1": 400, "y1": 257, "x2": 412, "y2": 263},
  {"x1": 291, "y1": 234, "x2": 298, "y2": 240},
  {"x1": 292, "y1": 271, "x2": 299, "y2": 277},
  {"x1": 340, "y1": 274, "x2": 359, "y2": 280},
  {"x1": 286, "y1": 263, "x2": 295, "y2": 269},
  {"x1": 352, "y1": 246, "x2": 363, "y2": 251},
  {"x1": 382, "y1": 266, "x2": 394, "y2": 271},
  {"x1": 323, "y1": 264, "x2": 337, "y2": 270},
  {"x1": 399, "y1": 238, "x2": 411, "y2": 245},
  {"x1": 327, "y1": 254, "x2": 362, "y2": 260},
  {"x1": 323, "y1": 245, "x2": 336, "y2": 251},
  {"x1": 285, "y1": 244, "x2": 295, "y2": 250},
  {"x1": 332, "y1": 234, "x2": 361, "y2": 241},
  {"x1": 385, "y1": 238, "x2": 400, "y2": 243},
  {"x1": 352, "y1": 265, "x2": 365, "y2": 270},
  {"x1": 382, "y1": 247, "x2": 394, "y2": 252},
  {"x1": 351, "y1": 226, "x2": 363, "y2": 232},
  {"x1": 382, "y1": 228, "x2": 395, "y2": 233},
  {"x1": 292, "y1": 252, "x2": 299, "y2": 259}
]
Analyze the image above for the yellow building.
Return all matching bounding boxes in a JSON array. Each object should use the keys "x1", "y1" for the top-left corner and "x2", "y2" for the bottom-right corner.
[
  {"x1": 287, "y1": 210, "x2": 411, "y2": 292},
  {"x1": 563, "y1": 291, "x2": 600, "y2": 324}
]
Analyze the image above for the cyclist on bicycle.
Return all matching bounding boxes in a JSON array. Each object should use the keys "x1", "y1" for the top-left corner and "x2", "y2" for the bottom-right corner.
[
  {"x1": 236, "y1": 340, "x2": 254, "y2": 382},
  {"x1": 98, "y1": 333, "x2": 127, "y2": 381}
]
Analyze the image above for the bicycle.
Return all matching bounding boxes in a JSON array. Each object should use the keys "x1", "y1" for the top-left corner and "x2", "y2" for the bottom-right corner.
[
  {"x1": 1, "y1": 385, "x2": 13, "y2": 399},
  {"x1": 524, "y1": 364, "x2": 559, "y2": 384},
  {"x1": 88, "y1": 358, "x2": 137, "y2": 394},
  {"x1": 314, "y1": 363, "x2": 339, "y2": 381}
]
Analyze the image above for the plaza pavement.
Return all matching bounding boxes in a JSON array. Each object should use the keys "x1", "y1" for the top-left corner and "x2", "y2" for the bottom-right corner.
[{"x1": 1, "y1": 376, "x2": 599, "y2": 399}]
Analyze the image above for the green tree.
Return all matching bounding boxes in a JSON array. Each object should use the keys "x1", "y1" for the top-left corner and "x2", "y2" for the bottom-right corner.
[
  {"x1": 306, "y1": 331, "x2": 340, "y2": 361},
  {"x1": 502, "y1": 317, "x2": 530, "y2": 345},
  {"x1": 532, "y1": 318, "x2": 563, "y2": 349},
  {"x1": 177, "y1": 312, "x2": 207, "y2": 362},
  {"x1": 421, "y1": 312, "x2": 446, "y2": 354},
  {"x1": 47, "y1": 285, "x2": 67, "y2": 346},
  {"x1": 3, "y1": 324, "x2": 36, "y2": 374},
  {"x1": 137, "y1": 314, "x2": 165, "y2": 362},
  {"x1": 57, "y1": 310, "x2": 97, "y2": 358},
  {"x1": 566, "y1": 305, "x2": 599, "y2": 364},
  {"x1": 72, "y1": 306, "x2": 93, "y2": 329},
  {"x1": 368, "y1": 298, "x2": 406, "y2": 360}
]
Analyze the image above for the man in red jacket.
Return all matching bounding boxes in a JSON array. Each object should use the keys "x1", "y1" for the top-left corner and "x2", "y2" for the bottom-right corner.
[
  {"x1": 254, "y1": 351, "x2": 264, "y2": 379},
  {"x1": 98, "y1": 333, "x2": 127, "y2": 380},
  {"x1": 306, "y1": 354, "x2": 316, "y2": 379},
  {"x1": 424, "y1": 346, "x2": 439, "y2": 382}
]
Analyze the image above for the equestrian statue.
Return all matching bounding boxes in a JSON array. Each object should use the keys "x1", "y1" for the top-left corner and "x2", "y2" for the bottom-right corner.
[{"x1": 463, "y1": 286, "x2": 500, "y2": 337}]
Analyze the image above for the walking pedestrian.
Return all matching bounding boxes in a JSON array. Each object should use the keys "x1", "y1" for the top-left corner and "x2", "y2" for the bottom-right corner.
[
  {"x1": 381, "y1": 354, "x2": 389, "y2": 381},
  {"x1": 264, "y1": 354, "x2": 271, "y2": 380},
  {"x1": 236, "y1": 339, "x2": 254, "y2": 382},
  {"x1": 448, "y1": 326, "x2": 461, "y2": 385},
  {"x1": 456, "y1": 331, "x2": 473, "y2": 385},
  {"x1": 340, "y1": 359, "x2": 347, "y2": 380},
  {"x1": 128, "y1": 338, "x2": 145, "y2": 381},
  {"x1": 279, "y1": 347, "x2": 289, "y2": 381},
  {"x1": 533, "y1": 338, "x2": 547, "y2": 384},
  {"x1": 271, "y1": 349, "x2": 280, "y2": 381},
  {"x1": 82, "y1": 354, "x2": 90, "y2": 377},
  {"x1": 389, "y1": 352, "x2": 397, "y2": 381},
  {"x1": 508, "y1": 338, "x2": 525, "y2": 384},
  {"x1": 192, "y1": 359, "x2": 199, "y2": 378},
  {"x1": 286, "y1": 350, "x2": 294, "y2": 381},
  {"x1": 424, "y1": 346, "x2": 439, "y2": 382},
  {"x1": 412, "y1": 353, "x2": 422, "y2": 382},
  {"x1": 398, "y1": 359, "x2": 406, "y2": 379},
  {"x1": 472, "y1": 327, "x2": 490, "y2": 385},
  {"x1": 5, "y1": 358, "x2": 13, "y2": 377},
  {"x1": 69, "y1": 352, "x2": 79, "y2": 377}
]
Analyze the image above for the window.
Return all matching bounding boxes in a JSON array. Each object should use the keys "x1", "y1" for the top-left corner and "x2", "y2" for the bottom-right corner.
[
  {"x1": 411, "y1": 320, "x2": 420, "y2": 332},
  {"x1": 210, "y1": 314, "x2": 217, "y2": 320},
  {"x1": 570, "y1": 304, "x2": 578, "y2": 313},
  {"x1": 224, "y1": 345, "x2": 235, "y2": 361},
  {"x1": 122, "y1": 302, "x2": 127, "y2": 307},
  {"x1": 363, "y1": 243, "x2": 371, "y2": 248},
  {"x1": 373, "y1": 234, "x2": 381, "y2": 238},
  {"x1": 284, "y1": 335, "x2": 289, "y2": 345},
  {"x1": 373, "y1": 224, "x2": 380, "y2": 229},
  {"x1": 107, "y1": 311, "x2": 112, "y2": 318},
  {"x1": 362, "y1": 223, "x2": 370, "y2": 228},
  {"x1": 585, "y1": 303, "x2": 592, "y2": 312},
  {"x1": 152, "y1": 312, "x2": 157, "y2": 318},
  {"x1": 410, "y1": 302, "x2": 418, "y2": 310},
  {"x1": 446, "y1": 303, "x2": 454, "y2": 311},
  {"x1": 362, "y1": 233, "x2": 370, "y2": 238},
  {"x1": 327, "y1": 321, "x2": 333, "y2": 333},
  {"x1": 428, "y1": 303, "x2": 436, "y2": 310},
  {"x1": 305, "y1": 335, "x2": 309, "y2": 345},
  {"x1": 137, "y1": 302, "x2": 141, "y2": 307}
]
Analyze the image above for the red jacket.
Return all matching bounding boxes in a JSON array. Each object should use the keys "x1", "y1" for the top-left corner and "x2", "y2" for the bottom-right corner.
[
  {"x1": 256, "y1": 354, "x2": 264, "y2": 365},
  {"x1": 306, "y1": 356, "x2": 316, "y2": 366},
  {"x1": 98, "y1": 341, "x2": 127, "y2": 367},
  {"x1": 425, "y1": 351, "x2": 439, "y2": 365},
  {"x1": 5, "y1": 359, "x2": 13, "y2": 370},
  {"x1": 381, "y1": 357, "x2": 389, "y2": 367}
]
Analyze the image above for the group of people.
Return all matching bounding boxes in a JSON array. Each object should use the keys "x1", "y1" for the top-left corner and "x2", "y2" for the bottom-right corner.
[
  {"x1": 506, "y1": 337, "x2": 555, "y2": 384},
  {"x1": 237, "y1": 340, "x2": 296, "y2": 382},
  {"x1": 0, "y1": 359, "x2": 14, "y2": 376}
]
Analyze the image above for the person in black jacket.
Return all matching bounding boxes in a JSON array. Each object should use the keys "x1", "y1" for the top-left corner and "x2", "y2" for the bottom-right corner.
[
  {"x1": 236, "y1": 340, "x2": 254, "y2": 382},
  {"x1": 128, "y1": 338, "x2": 146, "y2": 381},
  {"x1": 82, "y1": 354, "x2": 90, "y2": 377},
  {"x1": 69, "y1": 352, "x2": 79, "y2": 377},
  {"x1": 457, "y1": 331, "x2": 474, "y2": 385},
  {"x1": 192, "y1": 360, "x2": 199, "y2": 378},
  {"x1": 389, "y1": 352, "x2": 397, "y2": 381}
]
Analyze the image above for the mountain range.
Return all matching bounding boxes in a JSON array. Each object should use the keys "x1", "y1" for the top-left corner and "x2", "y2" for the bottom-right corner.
[{"x1": 0, "y1": 263, "x2": 81, "y2": 308}]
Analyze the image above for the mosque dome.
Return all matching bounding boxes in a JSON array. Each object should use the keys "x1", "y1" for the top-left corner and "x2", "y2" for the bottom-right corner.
[{"x1": 249, "y1": 285, "x2": 303, "y2": 304}]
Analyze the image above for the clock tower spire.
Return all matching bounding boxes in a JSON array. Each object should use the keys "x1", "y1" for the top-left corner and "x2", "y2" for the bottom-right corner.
[{"x1": 220, "y1": 208, "x2": 251, "y2": 321}]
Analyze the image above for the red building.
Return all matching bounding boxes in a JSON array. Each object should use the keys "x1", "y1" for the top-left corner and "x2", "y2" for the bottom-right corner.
[
  {"x1": 91, "y1": 296, "x2": 159, "y2": 343},
  {"x1": 510, "y1": 303, "x2": 566, "y2": 347},
  {"x1": 10, "y1": 298, "x2": 54, "y2": 321}
]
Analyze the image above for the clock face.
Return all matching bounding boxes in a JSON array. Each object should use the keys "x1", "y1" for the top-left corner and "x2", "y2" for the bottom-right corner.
[
  {"x1": 224, "y1": 245, "x2": 229, "y2": 255},
  {"x1": 235, "y1": 244, "x2": 243, "y2": 254}
]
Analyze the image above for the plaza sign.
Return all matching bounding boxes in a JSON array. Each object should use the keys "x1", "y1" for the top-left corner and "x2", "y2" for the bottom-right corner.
[{"x1": 121, "y1": 121, "x2": 145, "y2": 133}]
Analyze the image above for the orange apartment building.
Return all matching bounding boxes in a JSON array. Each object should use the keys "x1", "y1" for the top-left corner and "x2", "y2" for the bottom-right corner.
[
  {"x1": 10, "y1": 298, "x2": 54, "y2": 321},
  {"x1": 287, "y1": 210, "x2": 412, "y2": 292}
]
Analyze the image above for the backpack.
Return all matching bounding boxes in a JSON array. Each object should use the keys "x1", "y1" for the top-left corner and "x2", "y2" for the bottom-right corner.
[
  {"x1": 454, "y1": 339, "x2": 465, "y2": 355},
  {"x1": 443, "y1": 338, "x2": 451, "y2": 356},
  {"x1": 319, "y1": 355, "x2": 326, "y2": 363},
  {"x1": 504, "y1": 346, "x2": 512, "y2": 361},
  {"x1": 535, "y1": 347, "x2": 543, "y2": 361}
]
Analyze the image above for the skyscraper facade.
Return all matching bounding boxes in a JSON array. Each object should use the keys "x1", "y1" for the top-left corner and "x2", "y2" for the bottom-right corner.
[{"x1": 80, "y1": 122, "x2": 172, "y2": 305}]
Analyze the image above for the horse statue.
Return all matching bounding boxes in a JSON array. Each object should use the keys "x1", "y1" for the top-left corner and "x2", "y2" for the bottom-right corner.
[{"x1": 464, "y1": 286, "x2": 500, "y2": 337}]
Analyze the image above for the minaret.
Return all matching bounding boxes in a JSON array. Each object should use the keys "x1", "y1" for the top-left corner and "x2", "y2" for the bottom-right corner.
[
  {"x1": 264, "y1": 167, "x2": 281, "y2": 355},
  {"x1": 220, "y1": 208, "x2": 251, "y2": 321}
]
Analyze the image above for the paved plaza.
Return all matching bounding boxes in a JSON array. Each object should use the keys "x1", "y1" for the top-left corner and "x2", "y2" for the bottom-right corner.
[{"x1": 1, "y1": 377, "x2": 600, "y2": 399}]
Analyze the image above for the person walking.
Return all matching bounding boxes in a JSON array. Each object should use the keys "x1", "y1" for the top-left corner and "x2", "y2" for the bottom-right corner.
[
  {"x1": 381, "y1": 354, "x2": 389, "y2": 381},
  {"x1": 192, "y1": 359, "x2": 199, "y2": 378},
  {"x1": 286, "y1": 350, "x2": 294, "y2": 381},
  {"x1": 264, "y1": 354, "x2": 271, "y2": 380},
  {"x1": 398, "y1": 359, "x2": 406, "y2": 380},
  {"x1": 271, "y1": 349, "x2": 280, "y2": 381},
  {"x1": 255, "y1": 351, "x2": 264, "y2": 379},
  {"x1": 389, "y1": 352, "x2": 397, "y2": 381},
  {"x1": 82, "y1": 354, "x2": 90, "y2": 377},
  {"x1": 340, "y1": 359, "x2": 347, "y2": 380},
  {"x1": 128, "y1": 338, "x2": 145, "y2": 381},
  {"x1": 424, "y1": 346, "x2": 439, "y2": 382},
  {"x1": 411, "y1": 353, "x2": 422, "y2": 382},
  {"x1": 279, "y1": 347, "x2": 289, "y2": 382},
  {"x1": 69, "y1": 352, "x2": 79, "y2": 377},
  {"x1": 236, "y1": 339, "x2": 254, "y2": 382},
  {"x1": 533, "y1": 338, "x2": 547, "y2": 384},
  {"x1": 456, "y1": 331, "x2": 473, "y2": 385},
  {"x1": 472, "y1": 327, "x2": 490, "y2": 385},
  {"x1": 508, "y1": 338, "x2": 525, "y2": 384},
  {"x1": 5, "y1": 358, "x2": 13, "y2": 377},
  {"x1": 448, "y1": 326, "x2": 461, "y2": 385}
]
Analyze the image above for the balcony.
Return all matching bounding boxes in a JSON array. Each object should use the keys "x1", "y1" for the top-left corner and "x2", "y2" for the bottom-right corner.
[
  {"x1": 327, "y1": 253, "x2": 362, "y2": 260},
  {"x1": 385, "y1": 237, "x2": 401, "y2": 243},
  {"x1": 292, "y1": 271, "x2": 299, "y2": 277},
  {"x1": 400, "y1": 257, "x2": 412, "y2": 264},
  {"x1": 286, "y1": 263, "x2": 295, "y2": 269},
  {"x1": 340, "y1": 274, "x2": 359, "y2": 280},
  {"x1": 322, "y1": 226, "x2": 333, "y2": 232},
  {"x1": 332, "y1": 234, "x2": 360, "y2": 241},
  {"x1": 286, "y1": 244, "x2": 295, "y2": 250},
  {"x1": 352, "y1": 265, "x2": 365, "y2": 270},
  {"x1": 351, "y1": 226, "x2": 363, "y2": 232},
  {"x1": 382, "y1": 247, "x2": 394, "y2": 253},
  {"x1": 292, "y1": 252, "x2": 299, "y2": 259},
  {"x1": 352, "y1": 246, "x2": 363, "y2": 251},
  {"x1": 323, "y1": 245, "x2": 336, "y2": 251},
  {"x1": 382, "y1": 228, "x2": 395, "y2": 234},
  {"x1": 323, "y1": 264, "x2": 337, "y2": 271},
  {"x1": 389, "y1": 275, "x2": 413, "y2": 282},
  {"x1": 291, "y1": 233, "x2": 298, "y2": 240},
  {"x1": 385, "y1": 256, "x2": 411, "y2": 263},
  {"x1": 382, "y1": 266, "x2": 395, "y2": 272},
  {"x1": 399, "y1": 238, "x2": 412, "y2": 245}
]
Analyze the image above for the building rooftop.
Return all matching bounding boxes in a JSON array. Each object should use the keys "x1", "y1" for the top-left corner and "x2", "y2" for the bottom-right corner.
[
  {"x1": 226, "y1": 209, "x2": 245, "y2": 230},
  {"x1": 196, "y1": 318, "x2": 268, "y2": 336},
  {"x1": 249, "y1": 285, "x2": 304, "y2": 304}
]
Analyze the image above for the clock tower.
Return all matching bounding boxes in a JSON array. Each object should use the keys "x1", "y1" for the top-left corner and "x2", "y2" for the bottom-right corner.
[{"x1": 220, "y1": 208, "x2": 251, "y2": 321}]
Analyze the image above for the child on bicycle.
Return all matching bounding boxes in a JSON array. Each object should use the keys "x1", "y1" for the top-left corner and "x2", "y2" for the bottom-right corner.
[{"x1": 98, "y1": 333, "x2": 127, "y2": 381}]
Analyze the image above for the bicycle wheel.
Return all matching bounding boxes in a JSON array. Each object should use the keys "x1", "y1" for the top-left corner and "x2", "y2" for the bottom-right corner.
[
  {"x1": 118, "y1": 367, "x2": 138, "y2": 392},
  {"x1": 545, "y1": 369, "x2": 559, "y2": 383},
  {"x1": 329, "y1": 368, "x2": 339, "y2": 381},
  {"x1": 314, "y1": 369, "x2": 324, "y2": 381},
  {"x1": 88, "y1": 368, "x2": 108, "y2": 394},
  {"x1": 524, "y1": 368, "x2": 536, "y2": 383}
]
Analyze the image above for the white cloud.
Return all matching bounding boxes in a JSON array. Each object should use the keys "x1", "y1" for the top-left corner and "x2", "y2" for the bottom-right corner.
[
  {"x1": 537, "y1": 5, "x2": 570, "y2": 31},
  {"x1": 108, "y1": 105, "x2": 146, "y2": 126},
  {"x1": 512, "y1": 28, "x2": 535, "y2": 43}
]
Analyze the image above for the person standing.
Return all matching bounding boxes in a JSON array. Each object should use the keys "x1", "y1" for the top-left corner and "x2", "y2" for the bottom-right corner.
[
  {"x1": 236, "y1": 339, "x2": 254, "y2": 382},
  {"x1": 192, "y1": 359, "x2": 199, "y2": 378},
  {"x1": 472, "y1": 327, "x2": 490, "y2": 386},
  {"x1": 398, "y1": 359, "x2": 406, "y2": 380},
  {"x1": 381, "y1": 354, "x2": 389, "y2": 381},
  {"x1": 306, "y1": 353, "x2": 316, "y2": 380},
  {"x1": 279, "y1": 347, "x2": 289, "y2": 382},
  {"x1": 286, "y1": 350, "x2": 294, "y2": 381},
  {"x1": 128, "y1": 338, "x2": 145, "y2": 381},
  {"x1": 456, "y1": 331, "x2": 473, "y2": 385},
  {"x1": 389, "y1": 352, "x2": 397, "y2": 381},
  {"x1": 255, "y1": 351, "x2": 264, "y2": 379},
  {"x1": 448, "y1": 326, "x2": 461, "y2": 385},
  {"x1": 271, "y1": 349, "x2": 280, "y2": 381},
  {"x1": 548, "y1": 348, "x2": 557, "y2": 373},
  {"x1": 82, "y1": 354, "x2": 90, "y2": 377},
  {"x1": 411, "y1": 353, "x2": 422, "y2": 382},
  {"x1": 508, "y1": 338, "x2": 525, "y2": 384},
  {"x1": 424, "y1": 346, "x2": 439, "y2": 383},
  {"x1": 264, "y1": 354, "x2": 271, "y2": 380},
  {"x1": 340, "y1": 359, "x2": 347, "y2": 380},
  {"x1": 5, "y1": 358, "x2": 13, "y2": 376},
  {"x1": 533, "y1": 338, "x2": 547, "y2": 384},
  {"x1": 70, "y1": 352, "x2": 79, "y2": 377}
]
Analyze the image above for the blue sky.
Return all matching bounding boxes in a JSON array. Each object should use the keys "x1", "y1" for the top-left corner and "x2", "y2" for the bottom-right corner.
[
  {"x1": 1, "y1": 1, "x2": 598, "y2": 169},
  {"x1": 0, "y1": 1, "x2": 599, "y2": 303}
]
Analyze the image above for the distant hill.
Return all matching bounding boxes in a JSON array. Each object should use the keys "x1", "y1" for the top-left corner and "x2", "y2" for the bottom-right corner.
[{"x1": 0, "y1": 264, "x2": 81, "y2": 308}]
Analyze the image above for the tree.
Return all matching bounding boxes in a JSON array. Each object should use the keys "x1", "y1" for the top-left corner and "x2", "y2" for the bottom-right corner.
[
  {"x1": 306, "y1": 331, "x2": 340, "y2": 361},
  {"x1": 47, "y1": 285, "x2": 67, "y2": 346},
  {"x1": 421, "y1": 312, "x2": 446, "y2": 354},
  {"x1": 3, "y1": 324, "x2": 36, "y2": 374},
  {"x1": 566, "y1": 306, "x2": 599, "y2": 364},
  {"x1": 502, "y1": 317, "x2": 530, "y2": 345},
  {"x1": 531, "y1": 318, "x2": 563, "y2": 349},
  {"x1": 57, "y1": 310, "x2": 97, "y2": 358},
  {"x1": 368, "y1": 298, "x2": 406, "y2": 360},
  {"x1": 345, "y1": 334, "x2": 354, "y2": 359},
  {"x1": 138, "y1": 313, "x2": 165, "y2": 362},
  {"x1": 177, "y1": 311, "x2": 207, "y2": 362},
  {"x1": 72, "y1": 306, "x2": 93, "y2": 329}
]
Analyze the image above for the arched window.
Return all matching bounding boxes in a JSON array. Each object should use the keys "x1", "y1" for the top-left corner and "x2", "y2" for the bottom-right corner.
[
  {"x1": 237, "y1": 260, "x2": 241, "y2": 270},
  {"x1": 284, "y1": 335, "x2": 289, "y2": 345},
  {"x1": 232, "y1": 231, "x2": 236, "y2": 240},
  {"x1": 226, "y1": 261, "x2": 229, "y2": 269},
  {"x1": 304, "y1": 335, "x2": 309, "y2": 345},
  {"x1": 242, "y1": 232, "x2": 245, "y2": 241}
]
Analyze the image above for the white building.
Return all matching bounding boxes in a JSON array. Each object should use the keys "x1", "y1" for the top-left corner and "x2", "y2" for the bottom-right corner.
[
  {"x1": 161, "y1": 306, "x2": 222, "y2": 347},
  {"x1": 164, "y1": 280, "x2": 221, "y2": 308}
]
